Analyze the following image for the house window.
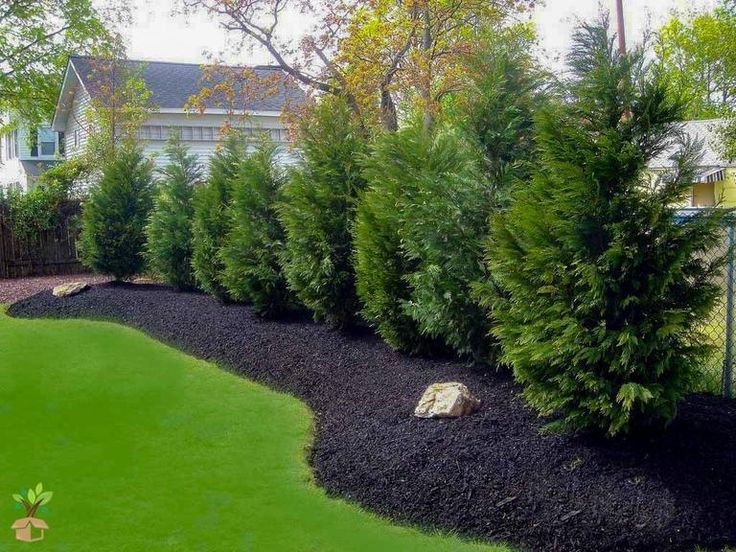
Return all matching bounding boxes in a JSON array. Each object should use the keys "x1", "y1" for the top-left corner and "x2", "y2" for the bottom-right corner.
[
  {"x1": 181, "y1": 127, "x2": 193, "y2": 140},
  {"x1": 30, "y1": 131, "x2": 39, "y2": 157},
  {"x1": 58, "y1": 132, "x2": 65, "y2": 156},
  {"x1": 39, "y1": 127, "x2": 56, "y2": 156},
  {"x1": 5, "y1": 129, "x2": 18, "y2": 159},
  {"x1": 73, "y1": 129, "x2": 80, "y2": 149},
  {"x1": 202, "y1": 127, "x2": 213, "y2": 141}
]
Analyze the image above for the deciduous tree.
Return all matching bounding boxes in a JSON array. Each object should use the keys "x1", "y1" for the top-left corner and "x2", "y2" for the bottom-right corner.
[{"x1": 0, "y1": 0, "x2": 116, "y2": 128}]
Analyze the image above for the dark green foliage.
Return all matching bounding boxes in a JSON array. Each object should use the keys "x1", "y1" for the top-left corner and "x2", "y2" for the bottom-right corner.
[
  {"x1": 146, "y1": 137, "x2": 202, "y2": 290},
  {"x1": 221, "y1": 138, "x2": 292, "y2": 316},
  {"x1": 79, "y1": 146, "x2": 154, "y2": 280},
  {"x1": 6, "y1": 157, "x2": 91, "y2": 242},
  {"x1": 401, "y1": 32, "x2": 543, "y2": 359},
  {"x1": 485, "y1": 20, "x2": 726, "y2": 436},
  {"x1": 355, "y1": 32, "x2": 543, "y2": 359},
  {"x1": 355, "y1": 127, "x2": 431, "y2": 353},
  {"x1": 356, "y1": 125, "x2": 486, "y2": 355},
  {"x1": 279, "y1": 97, "x2": 368, "y2": 327},
  {"x1": 458, "y1": 24, "x2": 544, "y2": 204},
  {"x1": 191, "y1": 134, "x2": 243, "y2": 300}
]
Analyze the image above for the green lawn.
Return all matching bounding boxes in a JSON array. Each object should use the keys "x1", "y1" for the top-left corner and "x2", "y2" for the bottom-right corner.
[{"x1": 0, "y1": 309, "x2": 508, "y2": 551}]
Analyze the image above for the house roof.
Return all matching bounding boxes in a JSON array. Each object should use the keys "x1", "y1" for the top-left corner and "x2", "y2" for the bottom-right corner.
[
  {"x1": 648, "y1": 118, "x2": 735, "y2": 169},
  {"x1": 68, "y1": 56, "x2": 305, "y2": 111},
  {"x1": 53, "y1": 56, "x2": 306, "y2": 130}
]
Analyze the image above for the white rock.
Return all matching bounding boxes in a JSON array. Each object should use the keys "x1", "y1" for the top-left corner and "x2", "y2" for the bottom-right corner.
[
  {"x1": 52, "y1": 281, "x2": 90, "y2": 298},
  {"x1": 414, "y1": 382, "x2": 481, "y2": 418}
]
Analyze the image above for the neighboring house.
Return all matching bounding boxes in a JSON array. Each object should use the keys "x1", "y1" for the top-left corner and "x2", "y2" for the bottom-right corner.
[
  {"x1": 649, "y1": 118, "x2": 736, "y2": 208},
  {"x1": 52, "y1": 56, "x2": 305, "y2": 170},
  {"x1": 0, "y1": 114, "x2": 63, "y2": 194}
]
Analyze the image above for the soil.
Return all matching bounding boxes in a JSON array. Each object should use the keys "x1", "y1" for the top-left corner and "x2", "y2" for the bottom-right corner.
[
  {"x1": 0, "y1": 274, "x2": 111, "y2": 304},
  {"x1": 9, "y1": 283, "x2": 736, "y2": 552}
]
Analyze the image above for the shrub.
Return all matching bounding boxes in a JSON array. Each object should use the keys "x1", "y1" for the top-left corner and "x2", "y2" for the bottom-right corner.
[
  {"x1": 6, "y1": 157, "x2": 91, "y2": 243},
  {"x1": 191, "y1": 134, "x2": 243, "y2": 300},
  {"x1": 279, "y1": 97, "x2": 368, "y2": 327},
  {"x1": 484, "y1": 20, "x2": 726, "y2": 436},
  {"x1": 221, "y1": 138, "x2": 292, "y2": 316},
  {"x1": 355, "y1": 125, "x2": 482, "y2": 354},
  {"x1": 146, "y1": 136, "x2": 202, "y2": 290},
  {"x1": 79, "y1": 146, "x2": 154, "y2": 280},
  {"x1": 398, "y1": 30, "x2": 544, "y2": 360}
]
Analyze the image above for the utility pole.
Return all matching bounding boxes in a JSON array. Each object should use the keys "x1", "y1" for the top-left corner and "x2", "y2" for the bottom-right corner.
[
  {"x1": 615, "y1": 0, "x2": 631, "y2": 121},
  {"x1": 615, "y1": 0, "x2": 627, "y2": 55}
]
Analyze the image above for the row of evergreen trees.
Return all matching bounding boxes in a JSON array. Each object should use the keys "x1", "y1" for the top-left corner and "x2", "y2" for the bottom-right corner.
[{"x1": 78, "y1": 20, "x2": 725, "y2": 437}]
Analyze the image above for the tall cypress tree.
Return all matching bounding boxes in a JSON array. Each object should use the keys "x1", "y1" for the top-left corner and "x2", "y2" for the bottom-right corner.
[
  {"x1": 191, "y1": 133, "x2": 243, "y2": 301},
  {"x1": 485, "y1": 20, "x2": 726, "y2": 436},
  {"x1": 221, "y1": 137, "x2": 292, "y2": 316},
  {"x1": 146, "y1": 136, "x2": 202, "y2": 290},
  {"x1": 80, "y1": 146, "x2": 153, "y2": 280},
  {"x1": 278, "y1": 97, "x2": 368, "y2": 327}
]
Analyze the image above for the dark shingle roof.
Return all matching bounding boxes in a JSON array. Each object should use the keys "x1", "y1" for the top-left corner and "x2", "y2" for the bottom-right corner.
[{"x1": 69, "y1": 56, "x2": 305, "y2": 112}]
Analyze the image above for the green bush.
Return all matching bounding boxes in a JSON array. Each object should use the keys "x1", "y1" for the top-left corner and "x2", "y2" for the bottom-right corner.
[
  {"x1": 399, "y1": 31, "x2": 544, "y2": 360},
  {"x1": 355, "y1": 125, "x2": 482, "y2": 354},
  {"x1": 221, "y1": 138, "x2": 292, "y2": 316},
  {"x1": 79, "y1": 146, "x2": 154, "y2": 280},
  {"x1": 191, "y1": 134, "x2": 243, "y2": 301},
  {"x1": 36, "y1": 157, "x2": 92, "y2": 197},
  {"x1": 457, "y1": 24, "x2": 543, "y2": 204},
  {"x1": 6, "y1": 157, "x2": 91, "y2": 243},
  {"x1": 146, "y1": 136, "x2": 202, "y2": 290},
  {"x1": 279, "y1": 97, "x2": 368, "y2": 327},
  {"x1": 484, "y1": 20, "x2": 726, "y2": 436}
]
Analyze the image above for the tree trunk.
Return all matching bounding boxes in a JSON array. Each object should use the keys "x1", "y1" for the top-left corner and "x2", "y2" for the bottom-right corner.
[
  {"x1": 421, "y1": 5, "x2": 434, "y2": 132},
  {"x1": 380, "y1": 87, "x2": 398, "y2": 131}
]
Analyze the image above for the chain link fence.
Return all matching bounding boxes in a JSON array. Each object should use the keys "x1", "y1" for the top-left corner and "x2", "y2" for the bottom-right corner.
[{"x1": 677, "y1": 208, "x2": 735, "y2": 396}]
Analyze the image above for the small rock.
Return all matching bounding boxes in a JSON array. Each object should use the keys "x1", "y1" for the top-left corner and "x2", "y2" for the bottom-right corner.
[
  {"x1": 131, "y1": 276, "x2": 158, "y2": 285},
  {"x1": 414, "y1": 382, "x2": 481, "y2": 418},
  {"x1": 52, "y1": 281, "x2": 90, "y2": 298}
]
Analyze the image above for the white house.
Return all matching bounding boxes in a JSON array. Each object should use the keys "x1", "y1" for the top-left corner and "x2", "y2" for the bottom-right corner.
[
  {"x1": 0, "y1": 115, "x2": 64, "y2": 193},
  {"x1": 52, "y1": 56, "x2": 305, "y2": 170},
  {"x1": 647, "y1": 118, "x2": 736, "y2": 208}
]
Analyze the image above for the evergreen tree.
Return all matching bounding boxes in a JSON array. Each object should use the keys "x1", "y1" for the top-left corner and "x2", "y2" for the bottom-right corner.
[
  {"x1": 191, "y1": 133, "x2": 243, "y2": 301},
  {"x1": 146, "y1": 136, "x2": 202, "y2": 290},
  {"x1": 80, "y1": 146, "x2": 154, "y2": 280},
  {"x1": 485, "y1": 20, "x2": 726, "y2": 436},
  {"x1": 400, "y1": 29, "x2": 544, "y2": 359},
  {"x1": 221, "y1": 138, "x2": 293, "y2": 316},
  {"x1": 355, "y1": 125, "x2": 480, "y2": 354},
  {"x1": 278, "y1": 97, "x2": 368, "y2": 327}
]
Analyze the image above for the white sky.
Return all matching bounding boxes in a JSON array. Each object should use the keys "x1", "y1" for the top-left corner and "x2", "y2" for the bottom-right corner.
[{"x1": 118, "y1": 0, "x2": 719, "y2": 68}]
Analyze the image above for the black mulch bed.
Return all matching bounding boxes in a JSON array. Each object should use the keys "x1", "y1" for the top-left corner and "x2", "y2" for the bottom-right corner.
[{"x1": 9, "y1": 283, "x2": 736, "y2": 552}]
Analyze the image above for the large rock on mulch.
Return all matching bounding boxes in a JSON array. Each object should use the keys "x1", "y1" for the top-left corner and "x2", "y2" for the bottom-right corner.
[
  {"x1": 52, "y1": 281, "x2": 90, "y2": 298},
  {"x1": 414, "y1": 382, "x2": 480, "y2": 418}
]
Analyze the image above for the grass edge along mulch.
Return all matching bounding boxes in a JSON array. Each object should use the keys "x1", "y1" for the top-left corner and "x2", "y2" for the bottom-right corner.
[
  {"x1": 9, "y1": 283, "x2": 736, "y2": 552},
  {"x1": 0, "y1": 308, "x2": 508, "y2": 552}
]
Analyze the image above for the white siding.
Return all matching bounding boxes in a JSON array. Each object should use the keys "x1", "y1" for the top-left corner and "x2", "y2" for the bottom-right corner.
[
  {"x1": 0, "y1": 118, "x2": 62, "y2": 193},
  {"x1": 64, "y1": 87, "x2": 91, "y2": 157},
  {"x1": 60, "y1": 95, "x2": 297, "y2": 173},
  {"x1": 139, "y1": 112, "x2": 297, "y2": 172}
]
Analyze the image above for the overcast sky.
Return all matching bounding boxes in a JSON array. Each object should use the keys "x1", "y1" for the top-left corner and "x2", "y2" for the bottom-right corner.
[{"x1": 118, "y1": 0, "x2": 718, "y2": 69}]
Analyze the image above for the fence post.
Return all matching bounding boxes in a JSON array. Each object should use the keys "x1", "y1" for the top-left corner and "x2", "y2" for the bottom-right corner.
[{"x1": 723, "y1": 223, "x2": 735, "y2": 398}]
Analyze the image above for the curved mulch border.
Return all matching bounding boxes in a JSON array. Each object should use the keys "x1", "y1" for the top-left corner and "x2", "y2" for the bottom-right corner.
[{"x1": 9, "y1": 283, "x2": 736, "y2": 552}]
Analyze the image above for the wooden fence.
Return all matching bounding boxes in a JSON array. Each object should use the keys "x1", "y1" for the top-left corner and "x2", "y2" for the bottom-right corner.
[{"x1": 0, "y1": 201, "x2": 86, "y2": 279}]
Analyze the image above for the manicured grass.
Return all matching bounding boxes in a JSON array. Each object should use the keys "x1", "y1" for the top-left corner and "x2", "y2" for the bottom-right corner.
[{"x1": 0, "y1": 310, "x2": 508, "y2": 551}]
